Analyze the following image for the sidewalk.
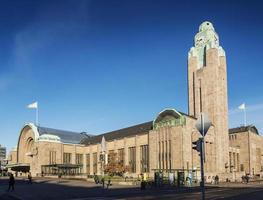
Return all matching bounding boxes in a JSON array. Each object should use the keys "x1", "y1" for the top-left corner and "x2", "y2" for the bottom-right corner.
[{"x1": 0, "y1": 177, "x2": 21, "y2": 200}]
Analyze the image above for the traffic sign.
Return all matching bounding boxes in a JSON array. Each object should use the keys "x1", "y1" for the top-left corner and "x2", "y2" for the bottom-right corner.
[{"x1": 196, "y1": 112, "x2": 211, "y2": 137}]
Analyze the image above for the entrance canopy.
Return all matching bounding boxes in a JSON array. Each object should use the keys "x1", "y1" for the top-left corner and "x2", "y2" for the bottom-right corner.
[
  {"x1": 42, "y1": 164, "x2": 82, "y2": 168},
  {"x1": 41, "y1": 164, "x2": 83, "y2": 175},
  {"x1": 6, "y1": 163, "x2": 30, "y2": 172}
]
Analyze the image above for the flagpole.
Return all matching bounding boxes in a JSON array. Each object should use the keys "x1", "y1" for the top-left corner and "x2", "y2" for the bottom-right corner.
[
  {"x1": 238, "y1": 103, "x2": 246, "y2": 127},
  {"x1": 244, "y1": 107, "x2": 247, "y2": 126},
  {"x1": 36, "y1": 106, "x2": 39, "y2": 126}
]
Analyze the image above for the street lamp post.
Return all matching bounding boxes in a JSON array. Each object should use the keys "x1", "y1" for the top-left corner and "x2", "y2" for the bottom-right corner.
[{"x1": 195, "y1": 113, "x2": 212, "y2": 200}]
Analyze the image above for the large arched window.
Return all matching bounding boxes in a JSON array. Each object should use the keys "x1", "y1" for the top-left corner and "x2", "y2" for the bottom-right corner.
[
  {"x1": 26, "y1": 137, "x2": 34, "y2": 153},
  {"x1": 153, "y1": 109, "x2": 186, "y2": 130}
]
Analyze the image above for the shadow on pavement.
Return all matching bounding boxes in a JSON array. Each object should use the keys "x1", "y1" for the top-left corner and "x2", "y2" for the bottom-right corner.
[{"x1": 1, "y1": 178, "x2": 263, "y2": 200}]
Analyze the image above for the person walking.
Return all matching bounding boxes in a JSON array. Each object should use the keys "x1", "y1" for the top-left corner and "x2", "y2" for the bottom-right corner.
[
  {"x1": 215, "y1": 175, "x2": 219, "y2": 185},
  {"x1": 101, "y1": 177, "x2": 105, "y2": 188},
  {"x1": 245, "y1": 174, "x2": 249, "y2": 184},
  {"x1": 107, "y1": 179, "x2": 111, "y2": 189},
  {"x1": 7, "y1": 173, "x2": 15, "y2": 191},
  {"x1": 28, "y1": 172, "x2": 32, "y2": 184}
]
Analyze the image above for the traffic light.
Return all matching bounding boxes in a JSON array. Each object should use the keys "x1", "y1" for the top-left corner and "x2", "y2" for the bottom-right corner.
[{"x1": 192, "y1": 138, "x2": 202, "y2": 152}]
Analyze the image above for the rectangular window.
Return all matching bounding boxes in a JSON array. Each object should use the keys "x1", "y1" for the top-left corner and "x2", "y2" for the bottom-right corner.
[
  {"x1": 237, "y1": 153, "x2": 240, "y2": 172},
  {"x1": 229, "y1": 152, "x2": 232, "y2": 167},
  {"x1": 93, "y1": 152, "x2": 97, "y2": 174},
  {"x1": 158, "y1": 142, "x2": 161, "y2": 169},
  {"x1": 49, "y1": 151, "x2": 56, "y2": 164},
  {"x1": 233, "y1": 152, "x2": 236, "y2": 169},
  {"x1": 118, "y1": 148, "x2": 124, "y2": 166},
  {"x1": 128, "y1": 147, "x2": 136, "y2": 173},
  {"x1": 193, "y1": 72, "x2": 196, "y2": 116},
  {"x1": 169, "y1": 140, "x2": 172, "y2": 170},
  {"x1": 199, "y1": 79, "x2": 202, "y2": 112},
  {"x1": 76, "y1": 154, "x2": 83, "y2": 165},
  {"x1": 86, "y1": 154, "x2": 90, "y2": 175},
  {"x1": 162, "y1": 141, "x2": 164, "y2": 170},
  {"x1": 240, "y1": 164, "x2": 244, "y2": 172},
  {"x1": 76, "y1": 154, "x2": 83, "y2": 173},
  {"x1": 140, "y1": 145, "x2": 149, "y2": 173},
  {"x1": 63, "y1": 153, "x2": 71, "y2": 164},
  {"x1": 108, "y1": 150, "x2": 115, "y2": 164},
  {"x1": 165, "y1": 141, "x2": 168, "y2": 170}
]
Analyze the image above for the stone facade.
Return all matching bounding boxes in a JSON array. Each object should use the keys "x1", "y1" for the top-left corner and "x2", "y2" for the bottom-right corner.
[
  {"x1": 7, "y1": 21, "x2": 263, "y2": 181},
  {"x1": 188, "y1": 21, "x2": 229, "y2": 173},
  {"x1": 229, "y1": 126, "x2": 263, "y2": 176}
]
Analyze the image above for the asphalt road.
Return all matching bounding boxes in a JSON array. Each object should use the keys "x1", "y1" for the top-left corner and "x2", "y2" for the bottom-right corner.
[{"x1": 1, "y1": 177, "x2": 263, "y2": 200}]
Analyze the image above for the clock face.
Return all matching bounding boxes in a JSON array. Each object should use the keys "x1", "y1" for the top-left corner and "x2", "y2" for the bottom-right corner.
[
  {"x1": 195, "y1": 33, "x2": 219, "y2": 47},
  {"x1": 196, "y1": 36, "x2": 205, "y2": 47}
]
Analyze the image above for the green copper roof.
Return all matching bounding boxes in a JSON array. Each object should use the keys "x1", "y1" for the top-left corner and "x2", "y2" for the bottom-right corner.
[{"x1": 188, "y1": 21, "x2": 225, "y2": 68}]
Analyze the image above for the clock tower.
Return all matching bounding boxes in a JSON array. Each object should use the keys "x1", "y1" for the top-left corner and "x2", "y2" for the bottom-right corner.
[{"x1": 188, "y1": 21, "x2": 229, "y2": 173}]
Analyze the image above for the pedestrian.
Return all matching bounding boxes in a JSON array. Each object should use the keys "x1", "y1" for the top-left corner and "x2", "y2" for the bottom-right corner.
[
  {"x1": 140, "y1": 180, "x2": 146, "y2": 190},
  {"x1": 245, "y1": 174, "x2": 249, "y2": 184},
  {"x1": 28, "y1": 172, "x2": 32, "y2": 184},
  {"x1": 211, "y1": 176, "x2": 215, "y2": 184},
  {"x1": 186, "y1": 177, "x2": 191, "y2": 187},
  {"x1": 94, "y1": 174, "x2": 99, "y2": 184},
  {"x1": 101, "y1": 177, "x2": 105, "y2": 188},
  {"x1": 188, "y1": 176, "x2": 192, "y2": 187},
  {"x1": 7, "y1": 173, "x2": 15, "y2": 191},
  {"x1": 93, "y1": 173, "x2": 97, "y2": 184},
  {"x1": 241, "y1": 175, "x2": 245, "y2": 183},
  {"x1": 215, "y1": 175, "x2": 219, "y2": 185},
  {"x1": 107, "y1": 179, "x2": 111, "y2": 189}
]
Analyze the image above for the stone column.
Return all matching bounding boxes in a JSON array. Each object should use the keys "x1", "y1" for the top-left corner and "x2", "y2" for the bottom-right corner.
[
  {"x1": 72, "y1": 145, "x2": 76, "y2": 164},
  {"x1": 83, "y1": 152, "x2": 87, "y2": 174},
  {"x1": 124, "y1": 138, "x2": 128, "y2": 166},
  {"x1": 135, "y1": 135, "x2": 140, "y2": 175},
  {"x1": 90, "y1": 149, "x2": 94, "y2": 175}
]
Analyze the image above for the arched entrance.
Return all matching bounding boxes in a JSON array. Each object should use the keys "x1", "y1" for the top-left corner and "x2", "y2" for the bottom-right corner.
[{"x1": 15, "y1": 123, "x2": 39, "y2": 174}]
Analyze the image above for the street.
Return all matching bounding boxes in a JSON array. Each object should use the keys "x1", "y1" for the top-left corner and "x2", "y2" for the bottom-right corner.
[{"x1": 1, "y1": 177, "x2": 263, "y2": 200}]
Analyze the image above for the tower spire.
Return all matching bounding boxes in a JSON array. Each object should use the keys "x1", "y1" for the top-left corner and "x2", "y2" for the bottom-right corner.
[{"x1": 188, "y1": 21, "x2": 225, "y2": 69}]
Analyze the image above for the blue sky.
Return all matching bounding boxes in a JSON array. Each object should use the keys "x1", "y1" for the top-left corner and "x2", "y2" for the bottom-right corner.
[{"x1": 0, "y1": 0, "x2": 263, "y2": 153}]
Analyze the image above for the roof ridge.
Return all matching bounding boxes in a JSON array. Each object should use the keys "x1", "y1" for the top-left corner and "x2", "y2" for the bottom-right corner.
[
  {"x1": 81, "y1": 121, "x2": 153, "y2": 145},
  {"x1": 101, "y1": 121, "x2": 153, "y2": 135}
]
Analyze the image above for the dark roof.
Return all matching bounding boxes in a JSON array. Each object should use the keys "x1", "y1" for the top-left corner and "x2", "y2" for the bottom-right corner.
[
  {"x1": 229, "y1": 125, "x2": 259, "y2": 135},
  {"x1": 37, "y1": 126, "x2": 91, "y2": 144},
  {"x1": 80, "y1": 121, "x2": 153, "y2": 145}
]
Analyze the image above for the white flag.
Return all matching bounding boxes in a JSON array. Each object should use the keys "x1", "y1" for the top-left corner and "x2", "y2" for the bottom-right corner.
[
  {"x1": 238, "y1": 103, "x2": 245, "y2": 110},
  {"x1": 27, "y1": 101, "x2": 38, "y2": 109}
]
